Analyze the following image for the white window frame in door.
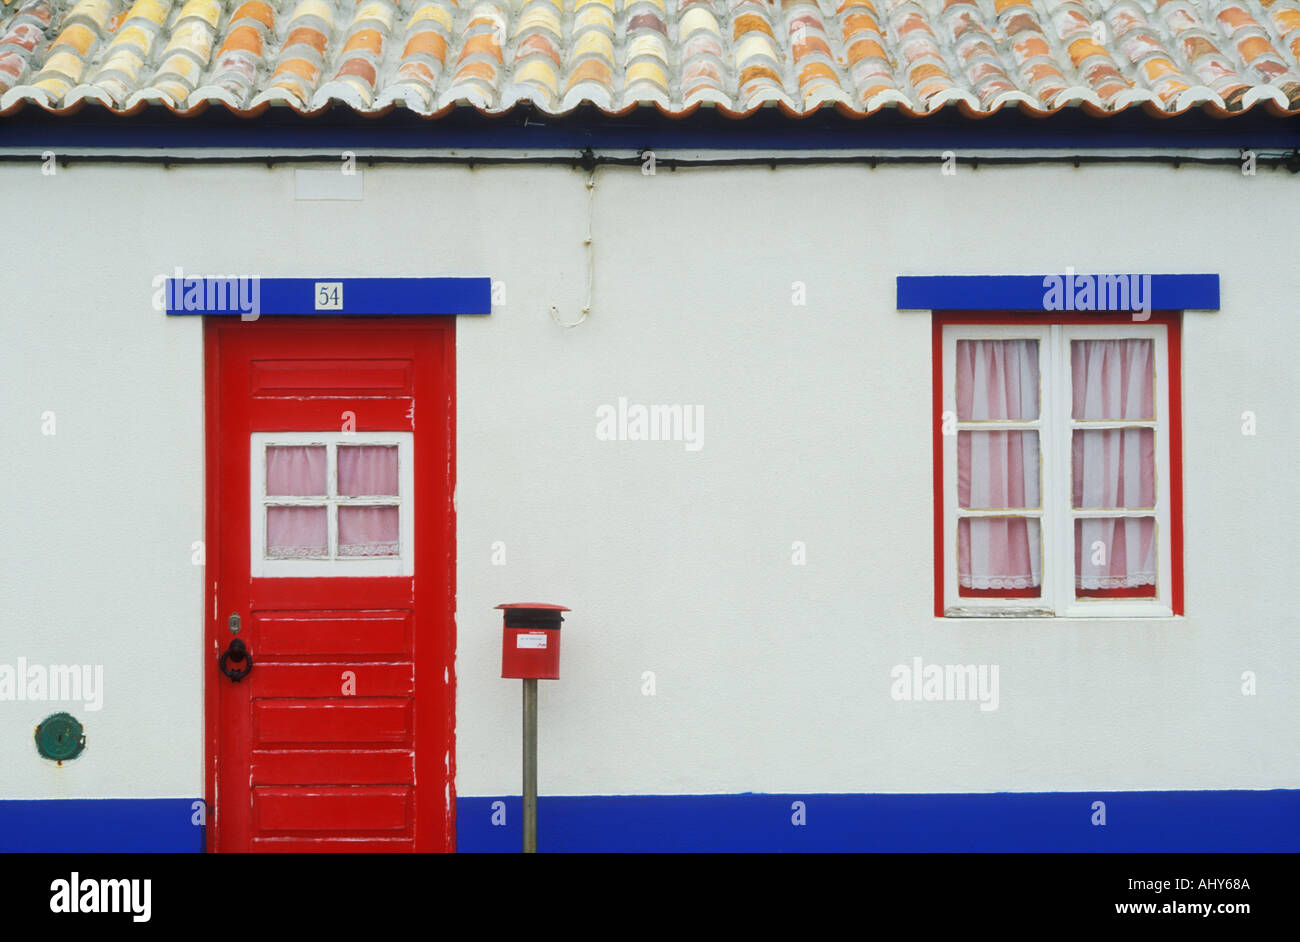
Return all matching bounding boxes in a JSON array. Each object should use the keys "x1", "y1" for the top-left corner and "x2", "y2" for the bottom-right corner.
[
  {"x1": 250, "y1": 431, "x2": 415, "y2": 578},
  {"x1": 940, "y1": 323, "x2": 1172, "y2": 618}
]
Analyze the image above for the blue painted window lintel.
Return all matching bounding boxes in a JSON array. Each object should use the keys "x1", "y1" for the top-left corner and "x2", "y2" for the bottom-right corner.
[{"x1": 897, "y1": 274, "x2": 1219, "y2": 311}]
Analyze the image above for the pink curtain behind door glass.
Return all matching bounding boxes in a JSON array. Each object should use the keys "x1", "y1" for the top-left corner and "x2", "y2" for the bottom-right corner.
[
  {"x1": 337, "y1": 445, "x2": 400, "y2": 557},
  {"x1": 265, "y1": 446, "x2": 329, "y2": 558},
  {"x1": 339, "y1": 506, "x2": 399, "y2": 557},
  {"x1": 266, "y1": 445, "x2": 326, "y2": 496},
  {"x1": 267, "y1": 506, "x2": 327, "y2": 558},
  {"x1": 956, "y1": 340, "x2": 1041, "y2": 590},
  {"x1": 263, "y1": 444, "x2": 401, "y2": 560},
  {"x1": 339, "y1": 445, "x2": 398, "y2": 496},
  {"x1": 1072, "y1": 339, "x2": 1156, "y2": 589}
]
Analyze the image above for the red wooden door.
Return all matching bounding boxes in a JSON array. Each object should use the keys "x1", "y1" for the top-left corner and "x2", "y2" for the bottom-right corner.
[{"x1": 205, "y1": 319, "x2": 455, "y2": 852}]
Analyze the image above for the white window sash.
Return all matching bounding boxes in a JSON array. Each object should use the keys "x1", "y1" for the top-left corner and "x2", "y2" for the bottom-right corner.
[
  {"x1": 250, "y1": 431, "x2": 415, "y2": 578},
  {"x1": 1057, "y1": 324, "x2": 1171, "y2": 618},
  {"x1": 942, "y1": 325, "x2": 1053, "y2": 616}
]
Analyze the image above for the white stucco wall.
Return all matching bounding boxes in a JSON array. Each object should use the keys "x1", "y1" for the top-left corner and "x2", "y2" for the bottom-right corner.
[{"x1": 1, "y1": 154, "x2": 1296, "y2": 802}]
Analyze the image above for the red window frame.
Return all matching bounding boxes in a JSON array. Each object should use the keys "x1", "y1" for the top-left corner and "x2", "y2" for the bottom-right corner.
[{"x1": 931, "y1": 311, "x2": 1184, "y2": 618}]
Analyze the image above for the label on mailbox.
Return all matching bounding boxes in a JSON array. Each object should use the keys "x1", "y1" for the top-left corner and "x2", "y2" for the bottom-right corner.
[{"x1": 516, "y1": 632, "x2": 548, "y2": 649}]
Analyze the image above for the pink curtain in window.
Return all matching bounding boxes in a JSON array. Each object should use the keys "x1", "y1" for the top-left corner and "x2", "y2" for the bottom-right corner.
[
  {"x1": 1071, "y1": 339, "x2": 1154, "y2": 422},
  {"x1": 957, "y1": 338, "x2": 1039, "y2": 422},
  {"x1": 1072, "y1": 340, "x2": 1156, "y2": 589},
  {"x1": 956, "y1": 340, "x2": 1041, "y2": 590}
]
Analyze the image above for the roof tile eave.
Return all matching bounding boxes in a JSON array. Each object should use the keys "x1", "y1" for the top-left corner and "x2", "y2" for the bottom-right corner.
[{"x1": 2, "y1": 0, "x2": 1299, "y2": 125}]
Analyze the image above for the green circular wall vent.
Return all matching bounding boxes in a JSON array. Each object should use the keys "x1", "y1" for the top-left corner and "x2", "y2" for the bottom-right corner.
[{"x1": 35, "y1": 712, "x2": 85, "y2": 763}]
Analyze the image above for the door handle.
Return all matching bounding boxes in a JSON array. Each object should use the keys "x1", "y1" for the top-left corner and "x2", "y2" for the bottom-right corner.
[{"x1": 219, "y1": 637, "x2": 253, "y2": 683}]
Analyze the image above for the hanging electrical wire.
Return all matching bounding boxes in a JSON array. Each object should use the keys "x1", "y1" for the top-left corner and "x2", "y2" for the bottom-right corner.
[{"x1": 549, "y1": 166, "x2": 595, "y2": 329}]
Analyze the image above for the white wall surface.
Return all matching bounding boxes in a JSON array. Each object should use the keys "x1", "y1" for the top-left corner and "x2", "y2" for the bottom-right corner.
[{"x1": 1, "y1": 156, "x2": 1296, "y2": 801}]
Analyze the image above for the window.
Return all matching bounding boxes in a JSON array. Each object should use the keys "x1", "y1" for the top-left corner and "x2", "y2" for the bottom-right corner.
[
  {"x1": 935, "y1": 317, "x2": 1182, "y2": 617},
  {"x1": 250, "y1": 432, "x2": 414, "y2": 577}
]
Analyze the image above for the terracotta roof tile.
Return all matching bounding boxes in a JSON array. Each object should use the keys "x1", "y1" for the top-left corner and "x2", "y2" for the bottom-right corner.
[{"x1": 3, "y1": 0, "x2": 1300, "y2": 117}]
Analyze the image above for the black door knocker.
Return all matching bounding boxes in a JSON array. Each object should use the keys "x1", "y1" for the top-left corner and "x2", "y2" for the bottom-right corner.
[{"x1": 219, "y1": 637, "x2": 253, "y2": 683}]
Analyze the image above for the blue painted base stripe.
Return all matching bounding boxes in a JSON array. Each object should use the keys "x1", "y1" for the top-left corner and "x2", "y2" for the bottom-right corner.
[
  {"x1": 456, "y1": 791, "x2": 1300, "y2": 852},
  {"x1": 897, "y1": 274, "x2": 1219, "y2": 311},
  {"x1": 4, "y1": 791, "x2": 1293, "y2": 852},
  {"x1": 0, "y1": 799, "x2": 203, "y2": 852}
]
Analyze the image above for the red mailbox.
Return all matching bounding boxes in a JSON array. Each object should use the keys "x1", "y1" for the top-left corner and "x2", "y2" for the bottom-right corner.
[{"x1": 498, "y1": 603, "x2": 569, "y2": 679}]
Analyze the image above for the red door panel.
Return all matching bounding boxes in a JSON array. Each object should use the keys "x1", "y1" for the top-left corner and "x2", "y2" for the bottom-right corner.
[
  {"x1": 205, "y1": 318, "x2": 455, "y2": 853},
  {"x1": 250, "y1": 751, "x2": 415, "y2": 786},
  {"x1": 254, "y1": 787, "x2": 414, "y2": 832},
  {"x1": 248, "y1": 359, "x2": 414, "y2": 394},
  {"x1": 252, "y1": 663, "x2": 415, "y2": 698},
  {"x1": 252, "y1": 699, "x2": 414, "y2": 744},
  {"x1": 253, "y1": 611, "x2": 414, "y2": 657}
]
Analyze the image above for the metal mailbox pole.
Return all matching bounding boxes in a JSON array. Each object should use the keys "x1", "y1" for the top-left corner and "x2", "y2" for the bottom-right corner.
[{"x1": 522, "y1": 678, "x2": 538, "y2": 854}]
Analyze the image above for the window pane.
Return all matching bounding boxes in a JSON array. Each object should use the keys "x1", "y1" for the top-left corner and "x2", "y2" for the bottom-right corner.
[
  {"x1": 958, "y1": 430, "x2": 1040, "y2": 509},
  {"x1": 1075, "y1": 517, "x2": 1156, "y2": 591},
  {"x1": 338, "y1": 445, "x2": 399, "y2": 497},
  {"x1": 1071, "y1": 339, "x2": 1154, "y2": 420},
  {"x1": 338, "y1": 506, "x2": 399, "y2": 557},
  {"x1": 956, "y1": 339, "x2": 1039, "y2": 420},
  {"x1": 266, "y1": 445, "x2": 326, "y2": 496},
  {"x1": 267, "y1": 506, "x2": 328, "y2": 558},
  {"x1": 1072, "y1": 428, "x2": 1155, "y2": 509},
  {"x1": 958, "y1": 517, "x2": 1041, "y2": 594}
]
